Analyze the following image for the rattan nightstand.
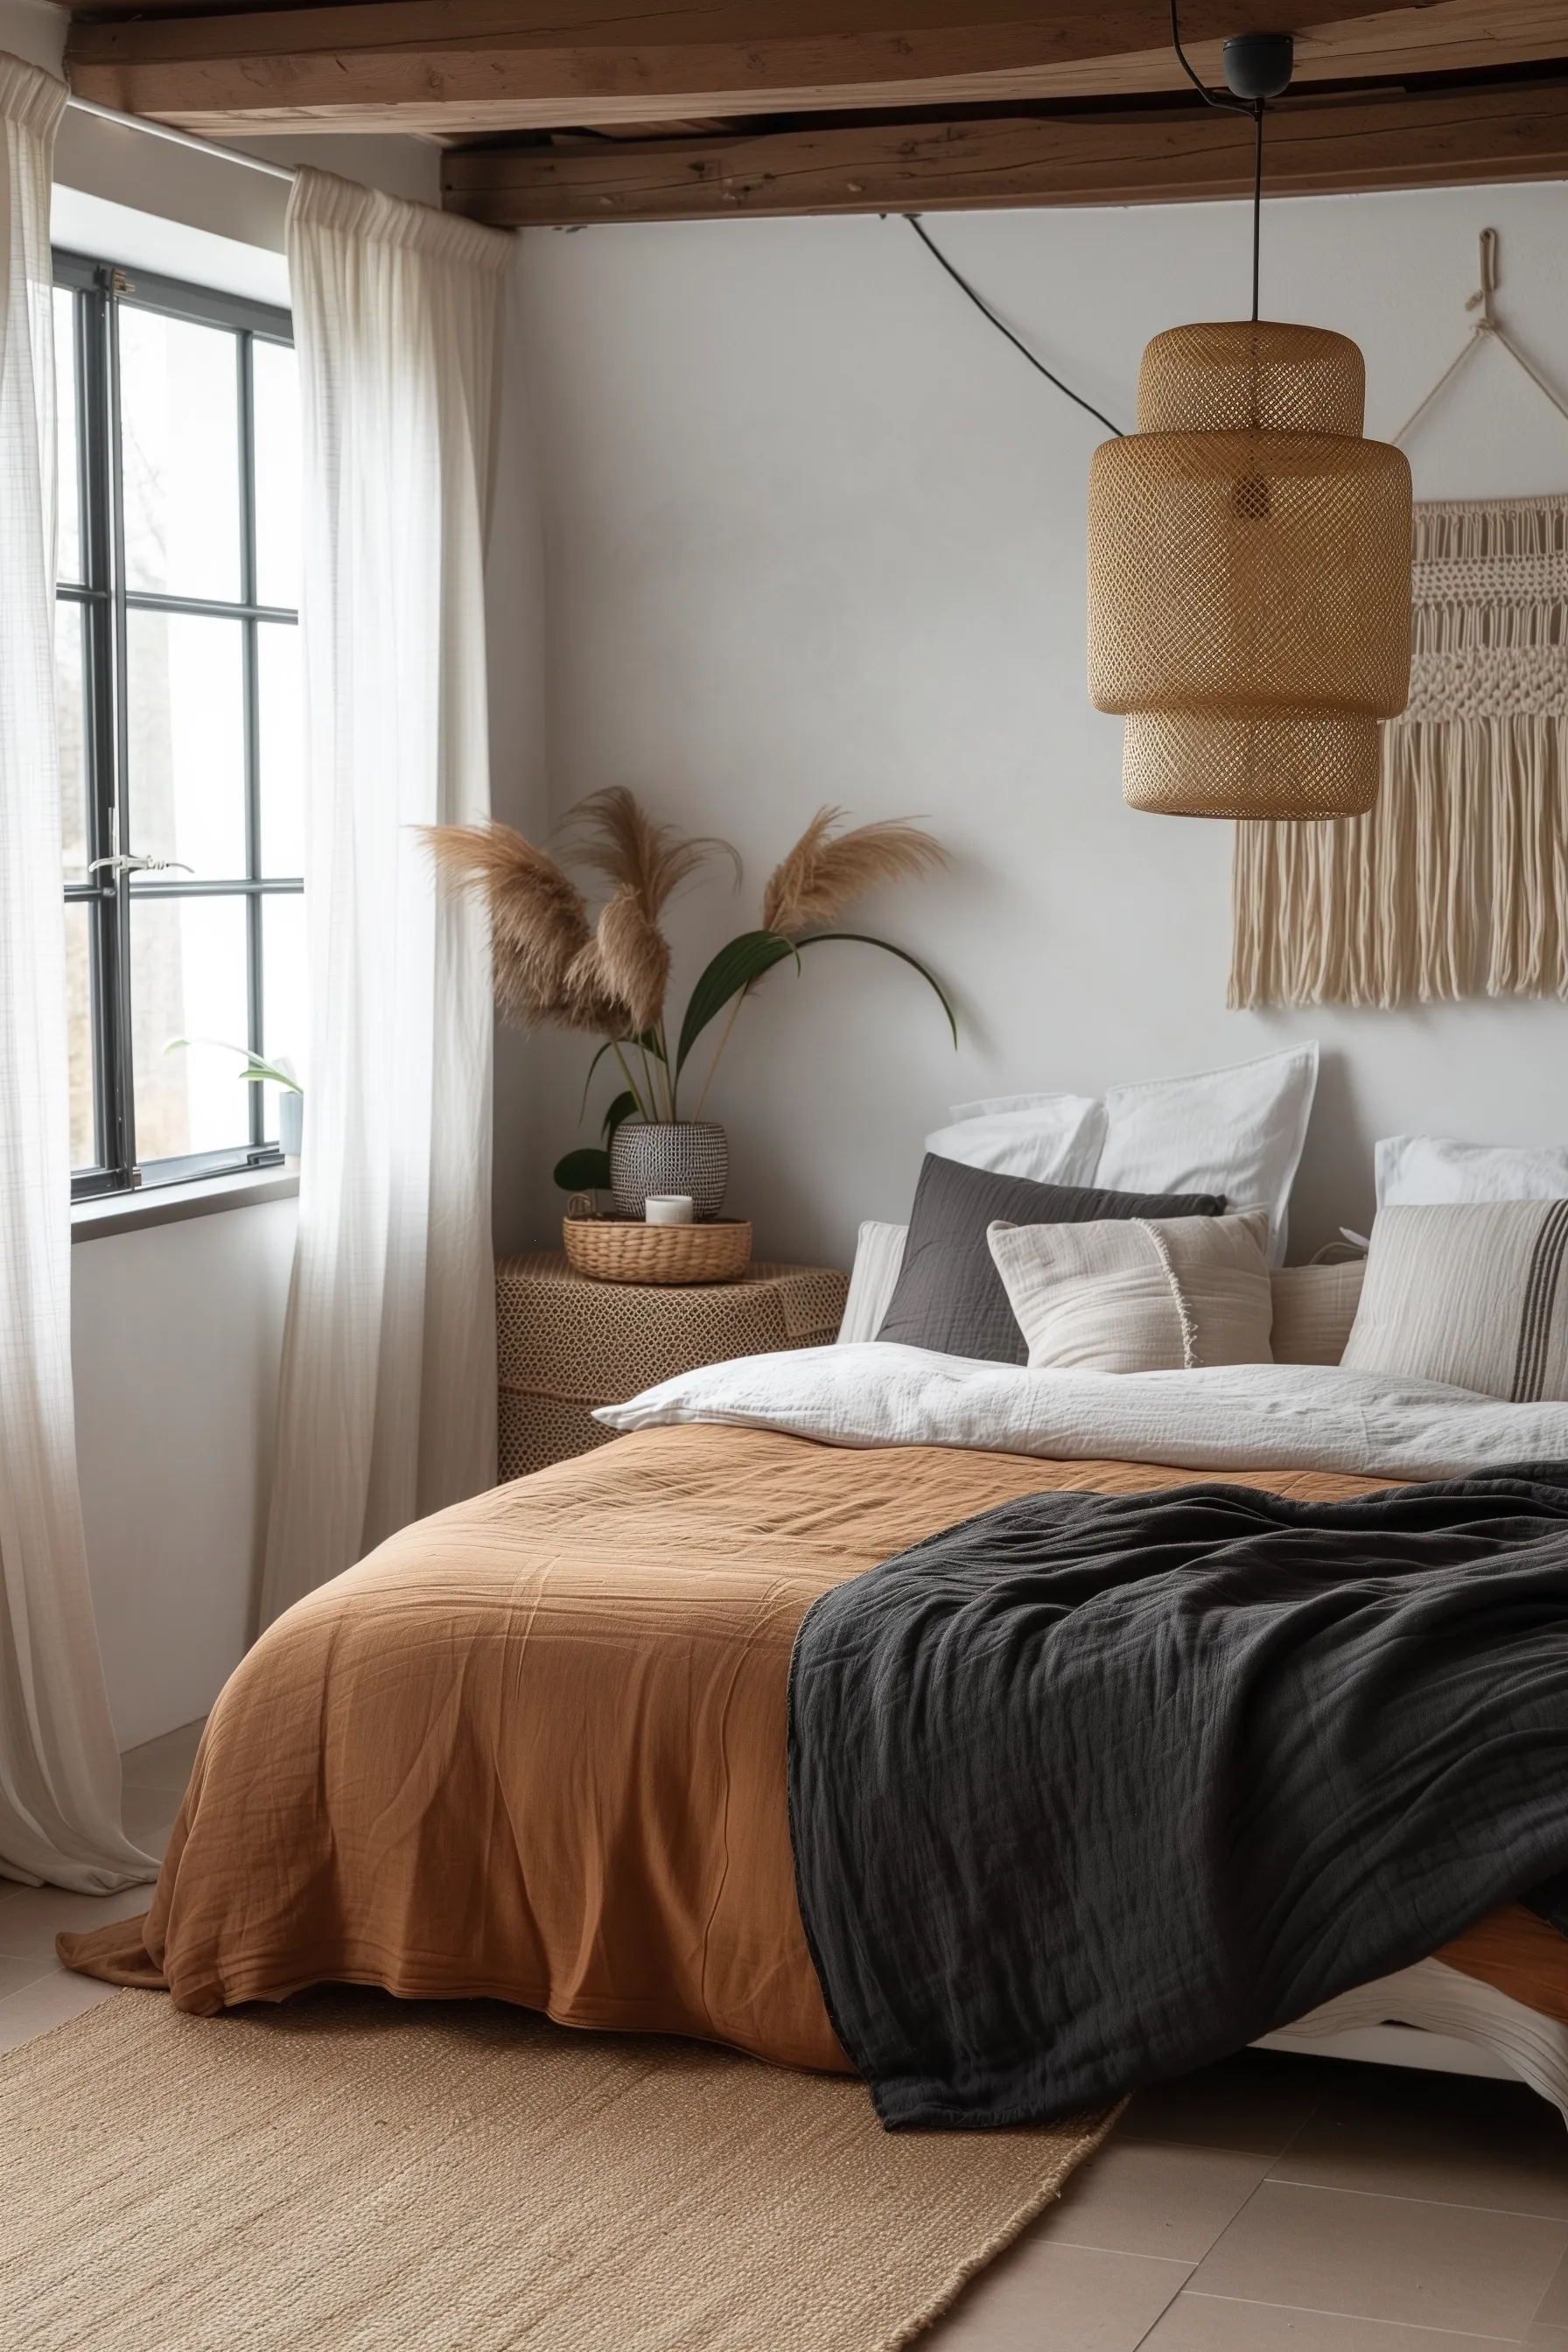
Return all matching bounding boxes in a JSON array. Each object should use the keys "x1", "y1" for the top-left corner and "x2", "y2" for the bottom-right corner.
[{"x1": 495, "y1": 1251, "x2": 850, "y2": 1480}]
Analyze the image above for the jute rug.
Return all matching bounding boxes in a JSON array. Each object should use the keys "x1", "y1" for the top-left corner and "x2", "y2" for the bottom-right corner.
[{"x1": 0, "y1": 1990, "x2": 1119, "y2": 2352}]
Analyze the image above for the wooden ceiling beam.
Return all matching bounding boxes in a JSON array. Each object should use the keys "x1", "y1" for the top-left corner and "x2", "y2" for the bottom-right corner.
[
  {"x1": 62, "y1": 0, "x2": 1504, "y2": 138},
  {"x1": 439, "y1": 79, "x2": 1568, "y2": 225}
]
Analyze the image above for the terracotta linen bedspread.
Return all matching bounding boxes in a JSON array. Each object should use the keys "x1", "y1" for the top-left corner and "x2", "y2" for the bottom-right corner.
[{"x1": 60, "y1": 1424, "x2": 1566, "y2": 2062}]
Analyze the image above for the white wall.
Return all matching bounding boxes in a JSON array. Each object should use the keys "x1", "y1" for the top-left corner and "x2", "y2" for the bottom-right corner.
[
  {"x1": 503, "y1": 179, "x2": 1568, "y2": 1267},
  {"x1": 73, "y1": 1201, "x2": 297, "y2": 1750}
]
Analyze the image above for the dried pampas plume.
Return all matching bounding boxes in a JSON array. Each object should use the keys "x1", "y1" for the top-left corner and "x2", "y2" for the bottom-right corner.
[
  {"x1": 556, "y1": 788, "x2": 740, "y2": 925},
  {"x1": 420, "y1": 821, "x2": 631, "y2": 1036},
  {"x1": 588, "y1": 886, "x2": 672, "y2": 1036},
  {"x1": 762, "y1": 808, "x2": 948, "y2": 939}
]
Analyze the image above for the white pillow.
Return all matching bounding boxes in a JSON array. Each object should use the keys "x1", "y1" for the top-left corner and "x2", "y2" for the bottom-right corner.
[
  {"x1": 923, "y1": 1096, "x2": 1104, "y2": 1188},
  {"x1": 836, "y1": 1221, "x2": 907, "y2": 1343},
  {"x1": 987, "y1": 1211, "x2": 1274, "y2": 1374},
  {"x1": 1376, "y1": 1135, "x2": 1568, "y2": 1208},
  {"x1": 934, "y1": 1046, "x2": 1318, "y2": 1269}
]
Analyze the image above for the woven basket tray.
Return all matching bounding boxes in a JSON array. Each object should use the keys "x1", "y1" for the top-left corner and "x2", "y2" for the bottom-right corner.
[{"x1": 562, "y1": 1215, "x2": 752, "y2": 1285}]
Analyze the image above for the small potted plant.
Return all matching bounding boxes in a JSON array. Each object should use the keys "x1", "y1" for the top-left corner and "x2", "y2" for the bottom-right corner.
[
  {"x1": 165, "y1": 1038, "x2": 304, "y2": 1163},
  {"x1": 425, "y1": 792, "x2": 953, "y2": 1217}
]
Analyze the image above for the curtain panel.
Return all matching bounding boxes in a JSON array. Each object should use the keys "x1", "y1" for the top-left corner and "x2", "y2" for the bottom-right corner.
[
  {"x1": 0, "y1": 54, "x2": 153, "y2": 1891},
  {"x1": 260, "y1": 173, "x2": 511, "y2": 1628}
]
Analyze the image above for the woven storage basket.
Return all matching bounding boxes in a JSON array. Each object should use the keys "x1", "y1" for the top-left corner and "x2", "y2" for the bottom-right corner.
[
  {"x1": 496, "y1": 1253, "x2": 850, "y2": 1480},
  {"x1": 563, "y1": 1216, "x2": 752, "y2": 1285}
]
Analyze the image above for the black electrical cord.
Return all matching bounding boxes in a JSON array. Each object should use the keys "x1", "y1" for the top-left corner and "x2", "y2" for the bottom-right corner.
[
  {"x1": 902, "y1": 214, "x2": 1125, "y2": 437},
  {"x1": 903, "y1": 10, "x2": 1274, "y2": 421},
  {"x1": 1250, "y1": 98, "x2": 1264, "y2": 321},
  {"x1": 1170, "y1": 0, "x2": 1268, "y2": 321},
  {"x1": 1168, "y1": 0, "x2": 1251, "y2": 115}
]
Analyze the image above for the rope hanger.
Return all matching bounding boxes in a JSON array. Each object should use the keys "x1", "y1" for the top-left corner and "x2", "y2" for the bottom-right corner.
[{"x1": 1393, "y1": 228, "x2": 1568, "y2": 446}]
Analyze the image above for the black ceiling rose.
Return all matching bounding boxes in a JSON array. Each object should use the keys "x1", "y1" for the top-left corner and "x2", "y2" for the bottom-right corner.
[{"x1": 1222, "y1": 32, "x2": 1295, "y2": 102}]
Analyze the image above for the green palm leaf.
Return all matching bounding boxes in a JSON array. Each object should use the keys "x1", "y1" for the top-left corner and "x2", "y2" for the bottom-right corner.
[
  {"x1": 675, "y1": 931, "x2": 800, "y2": 1075},
  {"x1": 795, "y1": 933, "x2": 957, "y2": 1045},
  {"x1": 554, "y1": 1147, "x2": 611, "y2": 1194}
]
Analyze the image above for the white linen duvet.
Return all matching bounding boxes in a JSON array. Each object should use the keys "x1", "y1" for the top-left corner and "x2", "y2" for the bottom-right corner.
[{"x1": 598, "y1": 1342, "x2": 1568, "y2": 1483}]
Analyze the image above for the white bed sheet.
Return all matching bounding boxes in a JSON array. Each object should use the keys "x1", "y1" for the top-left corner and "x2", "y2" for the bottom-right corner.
[{"x1": 599, "y1": 1343, "x2": 1568, "y2": 1483}]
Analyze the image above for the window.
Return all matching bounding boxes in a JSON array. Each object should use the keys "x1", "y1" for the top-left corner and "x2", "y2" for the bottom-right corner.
[{"x1": 54, "y1": 254, "x2": 304, "y2": 1198}]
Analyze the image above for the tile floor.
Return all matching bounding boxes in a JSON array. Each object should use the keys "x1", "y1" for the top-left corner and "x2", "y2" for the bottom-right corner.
[
  {"x1": 0, "y1": 1714, "x2": 200, "y2": 2054},
  {"x1": 929, "y1": 2047, "x2": 1568, "y2": 2349},
  {"x1": 4, "y1": 1721, "x2": 1568, "y2": 2349}
]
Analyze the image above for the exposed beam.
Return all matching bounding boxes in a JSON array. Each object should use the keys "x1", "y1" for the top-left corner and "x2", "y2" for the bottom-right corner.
[
  {"x1": 65, "y1": 0, "x2": 1462, "y2": 138},
  {"x1": 440, "y1": 79, "x2": 1568, "y2": 225}
]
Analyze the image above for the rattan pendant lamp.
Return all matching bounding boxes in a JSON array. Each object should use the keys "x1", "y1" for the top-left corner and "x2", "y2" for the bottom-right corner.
[{"x1": 1087, "y1": 18, "x2": 1413, "y2": 819}]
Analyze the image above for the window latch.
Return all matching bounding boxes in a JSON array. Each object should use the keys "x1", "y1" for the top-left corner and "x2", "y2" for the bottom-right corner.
[{"x1": 87, "y1": 853, "x2": 193, "y2": 878}]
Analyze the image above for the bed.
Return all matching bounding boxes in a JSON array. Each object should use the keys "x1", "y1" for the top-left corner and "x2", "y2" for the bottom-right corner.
[{"x1": 61, "y1": 1344, "x2": 1568, "y2": 2122}]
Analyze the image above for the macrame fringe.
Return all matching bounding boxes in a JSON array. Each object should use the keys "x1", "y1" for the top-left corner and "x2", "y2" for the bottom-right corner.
[{"x1": 1229, "y1": 495, "x2": 1568, "y2": 1010}]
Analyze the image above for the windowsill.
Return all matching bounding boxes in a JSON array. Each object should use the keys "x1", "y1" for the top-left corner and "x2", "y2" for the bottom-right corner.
[{"x1": 71, "y1": 1165, "x2": 299, "y2": 1242}]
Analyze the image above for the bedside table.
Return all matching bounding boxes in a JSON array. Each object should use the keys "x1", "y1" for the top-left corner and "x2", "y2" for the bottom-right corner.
[{"x1": 495, "y1": 1251, "x2": 850, "y2": 1480}]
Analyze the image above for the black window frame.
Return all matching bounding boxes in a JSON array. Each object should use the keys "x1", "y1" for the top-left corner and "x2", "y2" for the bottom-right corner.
[{"x1": 55, "y1": 249, "x2": 303, "y2": 1200}]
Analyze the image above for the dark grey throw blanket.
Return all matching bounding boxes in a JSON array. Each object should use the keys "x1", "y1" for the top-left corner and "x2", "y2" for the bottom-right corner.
[{"x1": 787, "y1": 1469, "x2": 1568, "y2": 2130}]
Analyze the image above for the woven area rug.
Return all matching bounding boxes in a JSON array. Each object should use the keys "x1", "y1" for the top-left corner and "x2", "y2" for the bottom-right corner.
[{"x1": 0, "y1": 1990, "x2": 1119, "y2": 2352}]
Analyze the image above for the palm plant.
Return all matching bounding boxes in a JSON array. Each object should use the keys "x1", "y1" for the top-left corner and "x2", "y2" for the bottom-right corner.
[{"x1": 424, "y1": 791, "x2": 954, "y2": 1188}]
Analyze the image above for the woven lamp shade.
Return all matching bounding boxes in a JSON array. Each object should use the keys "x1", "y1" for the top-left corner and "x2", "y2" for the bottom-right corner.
[{"x1": 1088, "y1": 322, "x2": 1413, "y2": 818}]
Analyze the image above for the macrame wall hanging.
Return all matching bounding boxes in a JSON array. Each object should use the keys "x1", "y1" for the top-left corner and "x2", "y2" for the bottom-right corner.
[{"x1": 1230, "y1": 232, "x2": 1568, "y2": 1010}]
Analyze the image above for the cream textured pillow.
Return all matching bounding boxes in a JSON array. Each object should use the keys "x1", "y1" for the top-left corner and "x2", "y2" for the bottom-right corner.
[
  {"x1": 1341, "y1": 1201, "x2": 1568, "y2": 1400},
  {"x1": 1269, "y1": 1261, "x2": 1365, "y2": 1366},
  {"x1": 987, "y1": 1212, "x2": 1274, "y2": 1375}
]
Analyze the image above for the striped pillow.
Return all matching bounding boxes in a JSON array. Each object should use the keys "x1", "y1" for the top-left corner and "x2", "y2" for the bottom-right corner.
[{"x1": 1340, "y1": 1201, "x2": 1568, "y2": 1401}]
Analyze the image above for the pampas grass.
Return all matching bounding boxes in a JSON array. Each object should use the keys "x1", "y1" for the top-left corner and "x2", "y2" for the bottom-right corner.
[
  {"x1": 424, "y1": 792, "x2": 951, "y2": 1140},
  {"x1": 422, "y1": 822, "x2": 618, "y2": 1034},
  {"x1": 762, "y1": 808, "x2": 948, "y2": 939}
]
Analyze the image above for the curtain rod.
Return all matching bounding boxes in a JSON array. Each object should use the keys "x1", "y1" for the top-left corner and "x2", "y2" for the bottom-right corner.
[{"x1": 66, "y1": 93, "x2": 298, "y2": 184}]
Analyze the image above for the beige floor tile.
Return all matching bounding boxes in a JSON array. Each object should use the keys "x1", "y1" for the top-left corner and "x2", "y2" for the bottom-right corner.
[
  {"x1": 1189, "y1": 2179, "x2": 1568, "y2": 2339},
  {"x1": 0, "y1": 1968, "x2": 120, "y2": 2054},
  {"x1": 926, "y1": 2237, "x2": 1191, "y2": 2350},
  {"x1": 1526, "y1": 2329, "x2": 1568, "y2": 2350},
  {"x1": 0, "y1": 1955, "x2": 52, "y2": 2002},
  {"x1": 118, "y1": 1784, "x2": 178, "y2": 1852},
  {"x1": 1534, "y1": 2244, "x2": 1568, "y2": 2327},
  {"x1": 1120, "y1": 2053, "x2": 1333, "y2": 2158},
  {"x1": 1038, "y1": 2138, "x2": 1272, "y2": 2264},
  {"x1": 1272, "y1": 2061, "x2": 1568, "y2": 2218},
  {"x1": 1145, "y1": 2290, "x2": 1532, "y2": 2349},
  {"x1": 119, "y1": 1717, "x2": 205, "y2": 1790},
  {"x1": 0, "y1": 1879, "x2": 155, "y2": 1963}
]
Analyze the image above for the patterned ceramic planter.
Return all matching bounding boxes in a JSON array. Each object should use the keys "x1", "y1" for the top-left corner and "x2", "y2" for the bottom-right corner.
[{"x1": 609, "y1": 1122, "x2": 728, "y2": 1221}]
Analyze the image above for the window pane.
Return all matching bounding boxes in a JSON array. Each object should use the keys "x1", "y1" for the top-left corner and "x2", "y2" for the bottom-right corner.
[
  {"x1": 262, "y1": 892, "x2": 307, "y2": 1142},
  {"x1": 253, "y1": 338, "x2": 300, "y2": 611},
  {"x1": 119, "y1": 307, "x2": 241, "y2": 602},
  {"x1": 54, "y1": 288, "x2": 81, "y2": 587},
  {"x1": 258, "y1": 621, "x2": 304, "y2": 877},
  {"x1": 66, "y1": 903, "x2": 96, "y2": 1170},
  {"x1": 130, "y1": 896, "x2": 251, "y2": 1163},
  {"x1": 56, "y1": 600, "x2": 89, "y2": 882},
  {"x1": 127, "y1": 609, "x2": 247, "y2": 878}
]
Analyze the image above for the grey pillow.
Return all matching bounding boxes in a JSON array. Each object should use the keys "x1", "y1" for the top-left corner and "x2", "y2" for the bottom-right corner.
[{"x1": 876, "y1": 1152, "x2": 1226, "y2": 1364}]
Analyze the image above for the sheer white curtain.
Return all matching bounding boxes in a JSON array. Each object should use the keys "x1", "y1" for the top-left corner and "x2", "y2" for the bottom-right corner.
[
  {"x1": 0, "y1": 55, "x2": 153, "y2": 1892},
  {"x1": 259, "y1": 173, "x2": 509, "y2": 1628}
]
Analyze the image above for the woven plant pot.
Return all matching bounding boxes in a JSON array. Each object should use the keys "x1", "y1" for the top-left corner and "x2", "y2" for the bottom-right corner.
[
  {"x1": 609, "y1": 1121, "x2": 728, "y2": 1221},
  {"x1": 562, "y1": 1216, "x2": 752, "y2": 1286}
]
